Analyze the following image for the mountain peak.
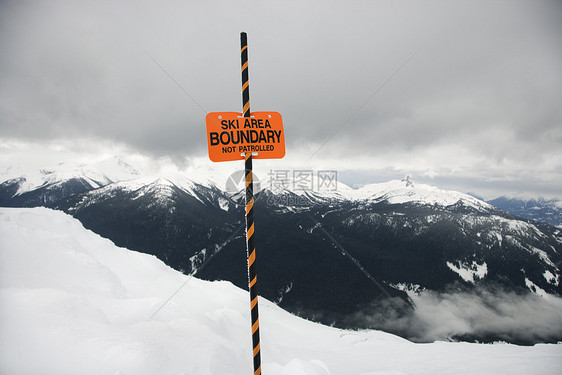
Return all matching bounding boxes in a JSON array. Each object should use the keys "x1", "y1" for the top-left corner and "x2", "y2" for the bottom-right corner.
[
  {"x1": 0, "y1": 157, "x2": 142, "y2": 197},
  {"x1": 401, "y1": 175, "x2": 414, "y2": 188},
  {"x1": 343, "y1": 179, "x2": 492, "y2": 211}
]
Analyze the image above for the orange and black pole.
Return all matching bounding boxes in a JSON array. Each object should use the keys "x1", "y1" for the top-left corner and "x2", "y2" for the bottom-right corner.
[{"x1": 241, "y1": 31, "x2": 261, "y2": 375}]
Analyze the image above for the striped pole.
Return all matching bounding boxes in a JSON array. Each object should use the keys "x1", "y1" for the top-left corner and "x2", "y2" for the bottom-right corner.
[
  {"x1": 241, "y1": 31, "x2": 262, "y2": 375},
  {"x1": 241, "y1": 32, "x2": 251, "y2": 118}
]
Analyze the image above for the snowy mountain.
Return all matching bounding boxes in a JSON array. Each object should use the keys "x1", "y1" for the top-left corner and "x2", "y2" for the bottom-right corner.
[
  {"x1": 343, "y1": 176, "x2": 492, "y2": 210},
  {"x1": 0, "y1": 157, "x2": 140, "y2": 207},
  {"x1": 1, "y1": 207, "x2": 561, "y2": 375},
  {"x1": 1, "y1": 164, "x2": 562, "y2": 344},
  {"x1": 257, "y1": 175, "x2": 493, "y2": 211},
  {"x1": 488, "y1": 196, "x2": 562, "y2": 228}
]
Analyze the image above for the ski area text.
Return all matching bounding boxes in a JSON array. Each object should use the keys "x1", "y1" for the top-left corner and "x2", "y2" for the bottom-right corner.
[{"x1": 206, "y1": 111, "x2": 285, "y2": 162}]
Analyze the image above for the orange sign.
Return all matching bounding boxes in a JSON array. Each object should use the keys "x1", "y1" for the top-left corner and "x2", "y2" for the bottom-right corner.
[{"x1": 206, "y1": 111, "x2": 285, "y2": 162}]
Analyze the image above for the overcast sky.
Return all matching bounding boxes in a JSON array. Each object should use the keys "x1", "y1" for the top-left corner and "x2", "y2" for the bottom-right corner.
[{"x1": 1, "y1": 0, "x2": 561, "y2": 199}]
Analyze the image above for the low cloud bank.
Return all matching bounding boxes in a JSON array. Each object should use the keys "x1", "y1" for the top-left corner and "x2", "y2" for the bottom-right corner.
[{"x1": 346, "y1": 285, "x2": 562, "y2": 344}]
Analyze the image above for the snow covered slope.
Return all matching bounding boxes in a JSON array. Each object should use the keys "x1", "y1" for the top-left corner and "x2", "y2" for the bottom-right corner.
[
  {"x1": 1, "y1": 207, "x2": 561, "y2": 375},
  {"x1": 0, "y1": 157, "x2": 140, "y2": 196},
  {"x1": 252, "y1": 174, "x2": 493, "y2": 211},
  {"x1": 346, "y1": 176, "x2": 493, "y2": 210}
]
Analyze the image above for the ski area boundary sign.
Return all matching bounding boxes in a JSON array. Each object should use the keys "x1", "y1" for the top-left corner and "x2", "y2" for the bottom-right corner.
[{"x1": 206, "y1": 111, "x2": 285, "y2": 162}]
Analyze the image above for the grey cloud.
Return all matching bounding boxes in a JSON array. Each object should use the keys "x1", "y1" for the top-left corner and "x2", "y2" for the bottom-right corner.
[
  {"x1": 1, "y1": 0, "x2": 561, "y2": 198},
  {"x1": 346, "y1": 285, "x2": 562, "y2": 344}
]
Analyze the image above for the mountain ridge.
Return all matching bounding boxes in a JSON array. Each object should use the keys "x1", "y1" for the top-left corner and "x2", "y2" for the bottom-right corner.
[
  {"x1": 487, "y1": 196, "x2": 562, "y2": 228},
  {"x1": 1, "y1": 161, "x2": 561, "y2": 343}
]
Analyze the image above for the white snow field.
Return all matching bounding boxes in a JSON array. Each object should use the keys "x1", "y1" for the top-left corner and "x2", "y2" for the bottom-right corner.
[{"x1": 1, "y1": 208, "x2": 560, "y2": 375}]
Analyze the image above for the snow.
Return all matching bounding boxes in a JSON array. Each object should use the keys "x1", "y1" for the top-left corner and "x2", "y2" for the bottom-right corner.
[
  {"x1": 446, "y1": 261, "x2": 488, "y2": 283},
  {"x1": 525, "y1": 278, "x2": 548, "y2": 297},
  {"x1": 390, "y1": 283, "x2": 423, "y2": 294},
  {"x1": 252, "y1": 174, "x2": 493, "y2": 211},
  {"x1": 218, "y1": 197, "x2": 230, "y2": 211},
  {"x1": 81, "y1": 175, "x2": 208, "y2": 207},
  {"x1": 2, "y1": 158, "x2": 502, "y2": 215},
  {"x1": 544, "y1": 270, "x2": 560, "y2": 286},
  {"x1": 528, "y1": 246, "x2": 558, "y2": 269},
  {"x1": 343, "y1": 178, "x2": 493, "y2": 210},
  {"x1": 260, "y1": 174, "x2": 351, "y2": 203},
  {"x1": 1, "y1": 157, "x2": 141, "y2": 196},
  {"x1": 1, "y1": 207, "x2": 561, "y2": 375}
]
